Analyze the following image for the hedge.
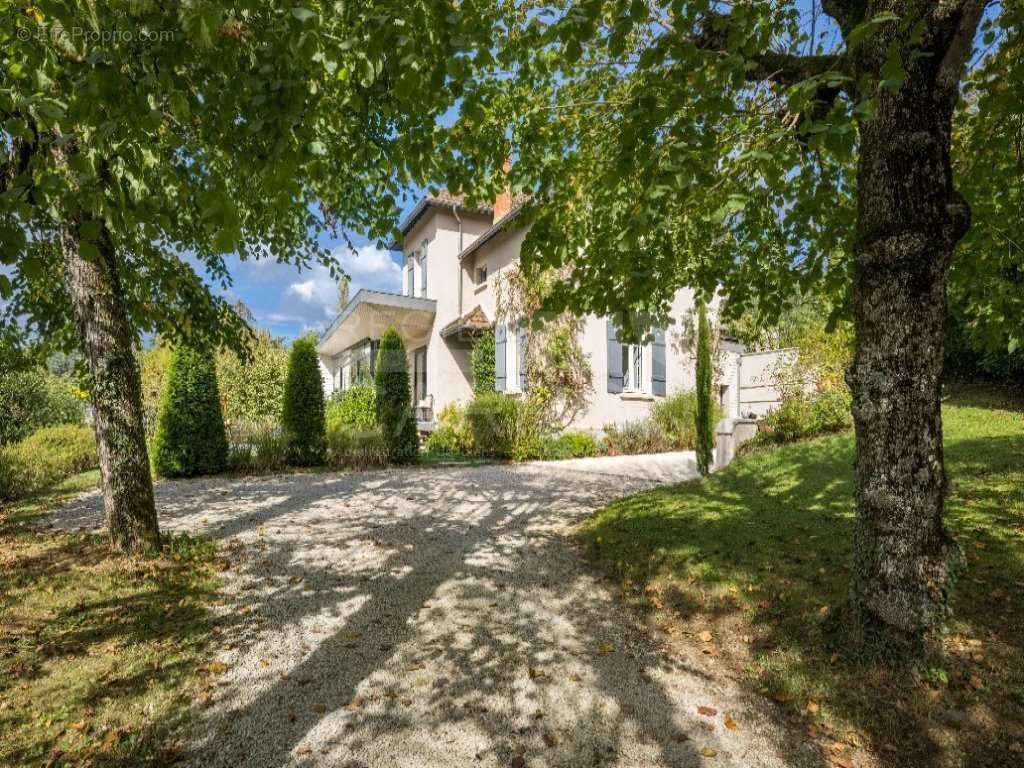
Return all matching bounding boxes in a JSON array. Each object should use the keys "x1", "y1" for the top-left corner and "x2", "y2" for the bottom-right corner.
[
  {"x1": 281, "y1": 335, "x2": 327, "y2": 466},
  {"x1": 0, "y1": 368, "x2": 84, "y2": 446},
  {"x1": 326, "y1": 384, "x2": 377, "y2": 433},
  {"x1": 0, "y1": 424, "x2": 98, "y2": 501},
  {"x1": 152, "y1": 345, "x2": 229, "y2": 477}
]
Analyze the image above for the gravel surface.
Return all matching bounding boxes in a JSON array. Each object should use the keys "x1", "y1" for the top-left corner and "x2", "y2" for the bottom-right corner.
[{"x1": 50, "y1": 454, "x2": 815, "y2": 768}]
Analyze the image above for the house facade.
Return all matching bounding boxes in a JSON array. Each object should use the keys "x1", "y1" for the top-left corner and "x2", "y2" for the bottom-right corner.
[{"x1": 317, "y1": 190, "x2": 785, "y2": 432}]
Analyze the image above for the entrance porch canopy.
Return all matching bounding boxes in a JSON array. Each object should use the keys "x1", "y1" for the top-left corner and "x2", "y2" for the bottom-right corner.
[{"x1": 318, "y1": 289, "x2": 436, "y2": 357}]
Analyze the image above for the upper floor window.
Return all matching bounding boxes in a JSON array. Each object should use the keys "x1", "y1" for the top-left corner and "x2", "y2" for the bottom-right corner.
[
  {"x1": 406, "y1": 251, "x2": 415, "y2": 296},
  {"x1": 420, "y1": 240, "x2": 428, "y2": 296},
  {"x1": 475, "y1": 265, "x2": 488, "y2": 286}
]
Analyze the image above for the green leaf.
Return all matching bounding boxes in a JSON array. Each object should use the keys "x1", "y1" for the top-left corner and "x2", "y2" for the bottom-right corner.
[{"x1": 291, "y1": 7, "x2": 316, "y2": 23}]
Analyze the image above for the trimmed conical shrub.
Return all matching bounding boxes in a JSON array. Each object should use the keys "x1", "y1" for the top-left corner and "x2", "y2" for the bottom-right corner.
[
  {"x1": 152, "y1": 345, "x2": 228, "y2": 477},
  {"x1": 374, "y1": 327, "x2": 418, "y2": 464},
  {"x1": 281, "y1": 334, "x2": 327, "y2": 466},
  {"x1": 695, "y1": 300, "x2": 714, "y2": 475}
]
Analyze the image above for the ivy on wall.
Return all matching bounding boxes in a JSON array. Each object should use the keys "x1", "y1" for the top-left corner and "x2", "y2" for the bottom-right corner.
[{"x1": 495, "y1": 266, "x2": 593, "y2": 429}]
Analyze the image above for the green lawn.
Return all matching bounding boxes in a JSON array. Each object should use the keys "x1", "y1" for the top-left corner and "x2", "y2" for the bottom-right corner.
[
  {"x1": 581, "y1": 387, "x2": 1024, "y2": 768},
  {"x1": 0, "y1": 472, "x2": 221, "y2": 767}
]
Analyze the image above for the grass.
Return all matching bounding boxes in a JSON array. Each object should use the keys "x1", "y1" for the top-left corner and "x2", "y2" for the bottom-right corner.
[
  {"x1": 580, "y1": 387, "x2": 1024, "y2": 768},
  {"x1": 0, "y1": 471, "x2": 221, "y2": 768}
]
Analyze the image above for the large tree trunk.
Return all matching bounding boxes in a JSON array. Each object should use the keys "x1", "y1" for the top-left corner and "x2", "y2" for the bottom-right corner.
[
  {"x1": 60, "y1": 219, "x2": 160, "y2": 553},
  {"x1": 847, "y1": 3, "x2": 979, "y2": 649}
]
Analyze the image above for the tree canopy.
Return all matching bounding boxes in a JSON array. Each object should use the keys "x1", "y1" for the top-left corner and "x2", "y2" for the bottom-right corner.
[{"x1": 1, "y1": 0, "x2": 501, "y2": 356}]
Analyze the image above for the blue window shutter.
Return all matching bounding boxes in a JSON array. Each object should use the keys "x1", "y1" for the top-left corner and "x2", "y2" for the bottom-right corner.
[
  {"x1": 517, "y1": 325, "x2": 528, "y2": 390},
  {"x1": 652, "y1": 328, "x2": 667, "y2": 396},
  {"x1": 607, "y1": 319, "x2": 623, "y2": 393},
  {"x1": 494, "y1": 324, "x2": 507, "y2": 391}
]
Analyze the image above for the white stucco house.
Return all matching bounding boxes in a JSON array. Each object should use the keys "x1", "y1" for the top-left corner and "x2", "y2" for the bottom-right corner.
[{"x1": 317, "y1": 189, "x2": 787, "y2": 432}]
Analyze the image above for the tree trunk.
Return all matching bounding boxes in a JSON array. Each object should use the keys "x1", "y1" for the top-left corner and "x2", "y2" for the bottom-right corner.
[
  {"x1": 847, "y1": 8, "x2": 975, "y2": 649},
  {"x1": 60, "y1": 220, "x2": 160, "y2": 553}
]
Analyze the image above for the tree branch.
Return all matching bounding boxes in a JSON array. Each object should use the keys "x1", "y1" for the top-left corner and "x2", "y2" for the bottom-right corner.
[
  {"x1": 821, "y1": 0, "x2": 868, "y2": 37},
  {"x1": 696, "y1": 13, "x2": 846, "y2": 87}
]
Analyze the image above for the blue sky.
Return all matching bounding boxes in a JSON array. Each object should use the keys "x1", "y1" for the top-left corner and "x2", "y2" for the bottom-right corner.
[{"x1": 216, "y1": 196, "x2": 421, "y2": 341}]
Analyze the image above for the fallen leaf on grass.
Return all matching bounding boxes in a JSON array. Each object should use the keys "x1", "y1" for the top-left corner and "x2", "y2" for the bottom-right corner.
[
  {"x1": 723, "y1": 715, "x2": 738, "y2": 731},
  {"x1": 296, "y1": 746, "x2": 312, "y2": 755},
  {"x1": 67, "y1": 720, "x2": 88, "y2": 732},
  {"x1": 207, "y1": 661, "x2": 228, "y2": 675},
  {"x1": 969, "y1": 675, "x2": 984, "y2": 690},
  {"x1": 312, "y1": 703, "x2": 327, "y2": 713},
  {"x1": 596, "y1": 642, "x2": 614, "y2": 655},
  {"x1": 697, "y1": 706, "x2": 718, "y2": 717},
  {"x1": 528, "y1": 667, "x2": 546, "y2": 679},
  {"x1": 543, "y1": 732, "x2": 558, "y2": 747},
  {"x1": 259, "y1": 658, "x2": 270, "y2": 668},
  {"x1": 698, "y1": 631, "x2": 713, "y2": 643},
  {"x1": 701, "y1": 746, "x2": 717, "y2": 758},
  {"x1": 830, "y1": 755, "x2": 855, "y2": 768},
  {"x1": 100, "y1": 728, "x2": 123, "y2": 751},
  {"x1": 806, "y1": 700, "x2": 820, "y2": 715}
]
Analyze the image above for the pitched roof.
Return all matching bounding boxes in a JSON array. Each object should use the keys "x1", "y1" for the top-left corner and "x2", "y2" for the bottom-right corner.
[
  {"x1": 389, "y1": 191, "x2": 494, "y2": 250},
  {"x1": 440, "y1": 305, "x2": 492, "y2": 339}
]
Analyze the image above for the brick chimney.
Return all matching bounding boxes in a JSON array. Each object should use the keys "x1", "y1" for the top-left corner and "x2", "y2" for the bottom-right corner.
[{"x1": 492, "y1": 157, "x2": 513, "y2": 224}]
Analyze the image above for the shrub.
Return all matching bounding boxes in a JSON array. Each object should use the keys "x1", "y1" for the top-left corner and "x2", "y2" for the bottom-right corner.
[
  {"x1": 0, "y1": 367, "x2": 84, "y2": 446},
  {"x1": 471, "y1": 328, "x2": 496, "y2": 394},
  {"x1": 0, "y1": 424, "x2": 98, "y2": 501},
  {"x1": 557, "y1": 430, "x2": 600, "y2": 458},
  {"x1": 281, "y1": 335, "x2": 327, "y2": 466},
  {"x1": 466, "y1": 392, "x2": 526, "y2": 459},
  {"x1": 652, "y1": 391, "x2": 699, "y2": 449},
  {"x1": 218, "y1": 330, "x2": 289, "y2": 430},
  {"x1": 326, "y1": 425, "x2": 388, "y2": 470},
  {"x1": 374, "y1": 327, "x2": 418, "y2": 464},
  {"x1": 695, "y1": 300, "x2": 714, "y2": 475},
  {"x1": 753, "y1": 389, "x2": 853, "y2": 447},
  {"x1": 226, "y1": 423, "x2": 290, "y2": 474},
  {"x1": 326, "y1": 384, "x2": 377, "y2": 433},
  {"x1": 423, "y1": 402, "x2": 473, "y2": 455},
  {"x1": 602, "y1": 419, "x2": 674, "y2": 456},
  {"x1": 151, "y1": 346, "x2": 229, "y2": 477}
]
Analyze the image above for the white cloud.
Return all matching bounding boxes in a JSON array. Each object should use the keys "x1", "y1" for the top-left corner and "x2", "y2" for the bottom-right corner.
[{"x1": 273, "y1": 244, "x2": 402, "y2": 331}]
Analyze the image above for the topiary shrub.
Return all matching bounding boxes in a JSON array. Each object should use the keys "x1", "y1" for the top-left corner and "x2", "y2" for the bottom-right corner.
[
  {"x1": 326, "y1": 384, "x2": 377, "y2": 433},
  {"x1": 0, "y1": 424, "x2": 98, "y2": 501},
  {"x1": 281, "y1": 334, "x2": 327, "y2": 466},
  {"x1": 471, "y1": 328, "x2": 496, "y2": 394},
  {"x1": 695, "y1": 300, "x2": 714, "y2": 475},
  {"x1": 151, "y1": 345, "x2": 229, "y2": 477},
  {"x1": 374, "y1": 327, "x2": 418, "y2": 464}
]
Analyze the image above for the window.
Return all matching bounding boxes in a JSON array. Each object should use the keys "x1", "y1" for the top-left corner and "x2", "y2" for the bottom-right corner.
[
  {"x1": 621, "y1": 343, "x2": 646, "y2": 392},
  {"x1": 406, "y1": 251, "x2": 416, "y2": 296},
  {"x1": 413, "y1": 347, "x2": 427, "y2": 403},
  {"x1": 475, "y1": 264, "x2": 488, "y2": 285},
  {"x1": 420, "y1": 240, "x2": 428, "y2": 296}
]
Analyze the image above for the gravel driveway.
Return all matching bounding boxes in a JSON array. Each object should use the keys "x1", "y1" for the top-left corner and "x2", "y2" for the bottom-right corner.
[{"x1": 51, "y1": 454, "x2": 813, "y2": 768}]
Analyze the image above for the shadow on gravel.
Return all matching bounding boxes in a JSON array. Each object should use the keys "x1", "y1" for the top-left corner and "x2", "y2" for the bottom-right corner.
[{"x1": 52, "y1": 458, "x2": 817, "y2": 767}]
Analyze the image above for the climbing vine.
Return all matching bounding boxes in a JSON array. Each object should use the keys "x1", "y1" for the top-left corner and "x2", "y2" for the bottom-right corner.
[{"x1": 495, "y1": 266, "x2": 593, "y2": 430}]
